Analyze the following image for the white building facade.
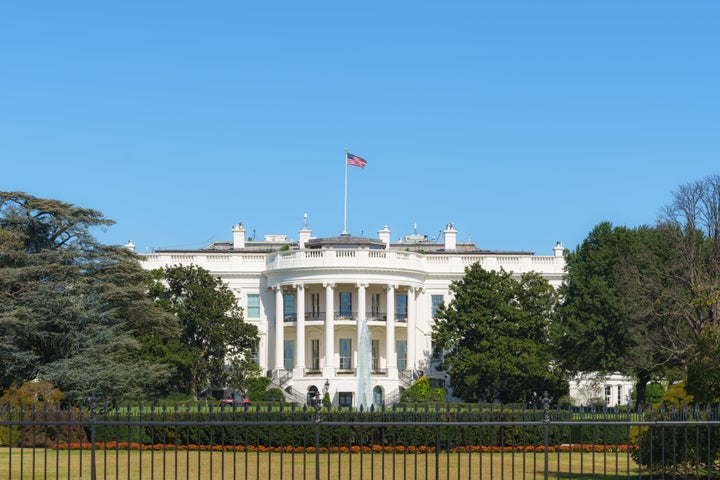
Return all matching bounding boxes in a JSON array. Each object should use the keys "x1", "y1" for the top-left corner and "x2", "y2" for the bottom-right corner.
[
  {"x1": 569, "y1": 372, "x2": 635, "y2": 407},
  {"x1": 139, "y1": 222, "x2": 565, "y2": 408}
]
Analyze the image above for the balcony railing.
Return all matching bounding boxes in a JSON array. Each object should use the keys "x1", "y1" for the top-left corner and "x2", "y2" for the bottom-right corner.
[
  {"x1": 283, "y1": 312, "x2": 406, "y2": 322},
  {"x1": 335, "y1": 368, "x2": 356, "y2": 375}
]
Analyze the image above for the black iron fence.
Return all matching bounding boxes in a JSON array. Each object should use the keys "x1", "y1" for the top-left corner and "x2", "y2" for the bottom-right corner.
[{"x1": 3, "y1": 397, "x2": 720, "y2": 479}]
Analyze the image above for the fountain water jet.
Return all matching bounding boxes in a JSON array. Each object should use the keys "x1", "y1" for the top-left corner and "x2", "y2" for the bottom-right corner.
[{"x1": 357, "y1": 317, "x2": 372, "y2": 410}]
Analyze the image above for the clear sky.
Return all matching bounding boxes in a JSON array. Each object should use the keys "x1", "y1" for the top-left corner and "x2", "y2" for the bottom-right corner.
[{"x1": 2, "y1": 2, "x2": 718, "y2": 255}]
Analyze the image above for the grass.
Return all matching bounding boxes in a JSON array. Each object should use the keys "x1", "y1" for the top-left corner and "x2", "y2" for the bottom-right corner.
[{"x1": 1, "y1": 447, "x2": 643, "y2": 479}]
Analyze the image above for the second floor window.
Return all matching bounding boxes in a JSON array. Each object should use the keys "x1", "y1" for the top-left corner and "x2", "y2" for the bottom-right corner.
[
  {"x1": 310, "y1": 292, "x2": 321, "y2": 319},
  {"x1": 371, "y1": 293, "x2": 381, "y2": 317},
  {"x1": 247, "y1": 294, "x2": 260, "y2": 319},
  {"x1": 339, "y1": 292, "x2": 352, "y2": 318},
  {"x1": 283, "y1": 294, "x2": 296, "y2": 321},
  {"x1": 431, "y1": 295, "x2": 444, "y2": 318},
  {"x1": 396, "y1": 294, "x2": 408, "y2": 320}
]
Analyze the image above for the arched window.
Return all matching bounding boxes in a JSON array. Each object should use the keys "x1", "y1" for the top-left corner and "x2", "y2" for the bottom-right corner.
[
  {"x1": 307, "y1": 385, "x2": 319, "y2": 406},
  {"x1": 373, "y1": 386, "x2": 383, "y2": 408}
]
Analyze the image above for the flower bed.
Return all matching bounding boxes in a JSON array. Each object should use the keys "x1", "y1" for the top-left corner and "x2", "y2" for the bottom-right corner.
[{"x1": 54, "y1": 442, "x2": 637, "y2": 454}]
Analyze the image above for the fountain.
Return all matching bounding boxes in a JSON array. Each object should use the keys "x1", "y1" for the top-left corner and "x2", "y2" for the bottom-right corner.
[{"x1": 356, "y1": 317, "x2": 372, "y2": 410}]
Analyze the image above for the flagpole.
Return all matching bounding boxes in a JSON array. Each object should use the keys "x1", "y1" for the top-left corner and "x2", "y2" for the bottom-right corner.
[{"x1": 343, "y1": 147, "x2": 348, "y2": 235}]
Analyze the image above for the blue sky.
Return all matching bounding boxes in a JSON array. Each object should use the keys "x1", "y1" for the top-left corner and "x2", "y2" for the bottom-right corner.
[{"x1": 2, "y1": 2, "x2": 718, "y2": 255}]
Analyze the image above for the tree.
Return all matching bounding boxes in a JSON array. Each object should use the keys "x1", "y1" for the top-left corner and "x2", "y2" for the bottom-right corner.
[
  {"x1": 0, "y1": 192, "x2": 176, "y2": 402},
  {"x1": 432, "y1": 264, "x2": 566, "y2": 403},
  {"x1": 149, "y1": 265, "x2": 259, "y2": 399},
  {"x1": 552, "y1": 222, "x2": 636, "y2": 374},
  {"x1": 551, "y1": 222, "x2": 673, "y2": 404}
]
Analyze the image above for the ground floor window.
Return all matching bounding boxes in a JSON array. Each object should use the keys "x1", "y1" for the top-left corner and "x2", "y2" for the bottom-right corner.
[
  {"x1": 339, "y1": 392, "x2": 353, "y2": 408},
  {"x1": 371, "y1": 339, "x2": 379, "y2": 370},
  {"x1": 284, "y1": 340, "x2": 294, "y2": 371},
  {"x1": 311, "y1": 339, "x2": 320, "y2": 371},
  {"x1": 339, "y1": 338, "x2": 352, "y2": 370},
  {"x1": 373, "y1": 386, "x2": 383, "y2": 407},
  {"x1": 397, "y1": 340, "x2": 407, "y2": 371}
]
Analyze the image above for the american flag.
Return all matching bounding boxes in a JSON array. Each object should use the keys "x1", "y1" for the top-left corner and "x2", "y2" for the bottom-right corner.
[{"x1": 346, "y1": 153, "x2": 367, "y2": 169}]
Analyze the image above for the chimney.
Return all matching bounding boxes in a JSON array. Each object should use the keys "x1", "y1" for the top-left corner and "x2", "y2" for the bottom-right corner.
[
  {"x1": 444, "y1": 223, "x2": 457, "y2": 251},
  {"x1": 232, "y1": 222, "x2": 246, "y2": 249},
  {"x1": 298, "y1": 213, "x2": 312, "y2": 248},
  {"x1": 554, "y1": 241, "x2": 564, "y2": 257},
  {"x1": 378, "y1": 225, "x2": 391, "y2": 248},
  {"x1": 298, "y1": 228, "x2": 312, "y2": 248}
]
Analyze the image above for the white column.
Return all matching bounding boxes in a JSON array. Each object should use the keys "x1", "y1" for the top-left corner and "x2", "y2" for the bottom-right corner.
[
  {"x1": 407, "y1": 287, "x2": 417, "y2": 372},
  {"x1": 356, "y1": 283, "x2": 367, "y2": 371},
  {"x1": 274, "y1": 286, "x2": 284, "y2": 371},
  {"x1": 295, "y1": 284, "x2": 305, "y2": 374},
  {"x1": 324, "y1": 283, "x2": 335, "y2": 377},
  {"x1": 385, "y1": 284, "x2": 397, "y2": 379}
]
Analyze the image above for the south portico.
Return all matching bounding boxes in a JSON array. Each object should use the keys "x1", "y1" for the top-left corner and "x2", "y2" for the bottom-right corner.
[{"x1": 267, "y1": 278, "x2": 424, "y2": 407}]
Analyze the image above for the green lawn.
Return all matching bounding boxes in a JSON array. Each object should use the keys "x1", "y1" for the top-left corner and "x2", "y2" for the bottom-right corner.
[{"x1": 1, "y1": 447, "x2": 643, "y2": 479}]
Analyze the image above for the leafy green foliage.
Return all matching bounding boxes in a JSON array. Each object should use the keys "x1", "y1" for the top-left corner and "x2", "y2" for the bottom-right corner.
[
  {"x1": 149, "y1": 265, "x2": 259, "y2": 399},
  {"x1": 399, "y1": 376, "x2": 445, "y2": 403},
  {"x1": 0, "y1": 192, "x2": 176, "y2": 402},
  {"x1": 552, "y1": 222, "x2": 635, "y2": 374},
  {"x1": 432, "y1": 265, "x2": 566, "y2": 403},
  {"x1": 686, "y1": 328, "x2": 720, "y2": 404},
  {"x1": 645, "y1": 383, "x2": 666, "y2": 405}
]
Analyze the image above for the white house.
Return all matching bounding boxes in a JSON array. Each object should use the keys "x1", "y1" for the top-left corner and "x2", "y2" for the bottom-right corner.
[
  {"x1": 137, "y1": 221, "x2": 565, "y2": 408},
  {"x1": 568, "y1": 372, "x2": 635, "y2": 407}
]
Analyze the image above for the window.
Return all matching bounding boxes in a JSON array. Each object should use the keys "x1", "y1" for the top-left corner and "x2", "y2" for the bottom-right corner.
[
  {"x1": 307, "y1": 386, "x2": 319, "y2": 406},
  {"x1": 311, "y1": 339, "x2": 320, "y2": 371},
  {"x1": 339, "y1": 392, "x2": 353, "y2": 408},
  {"x1": 284, "y1": 340, "x2": 294, "y2": 371},
  {"x1": 396, "y1": 294, "x2": 407, "y2": 320},
  {"x1": 339, "y1": 292, "x2": 352, "y2": 318},
  {"x1": 371, "y1": 293, "x2": 381, "y2": 317},
  {"x1": 605, "y1": 385, "x2": 611, "y2": 405},
  {"x1": 373, "y1": 386, "x2": 383, "y2": 407},
  {"x1": 617, "y1": 385, "x2": 622, "y2": 406},
  {"x1": 396, "y1": 340, "x2": 407, "y2": 371},
  {"x1": 283, "y1": 294, "x2": 296, "y2": 322},
  {"x1": 250, "y1": 339, "x2": 259, "y2": 366},
  {"x1": 371, "y1": 339, "x2": 379, "y2": 370},
  {"x1": 431, "y1": 342, "x2": 442, "y2": 361},
  {"x1": 339, "y1": 338, "x2": 352, "y2": 370},
  {"x1": 431, "y1": 295, "x2": 444, "y2": 318},
  {"x1": 310, "y1": 292, "x2": 321, "y2": 319},
  {"x1": 247, "y1": 294, "x2": 260, "y2": 319}
]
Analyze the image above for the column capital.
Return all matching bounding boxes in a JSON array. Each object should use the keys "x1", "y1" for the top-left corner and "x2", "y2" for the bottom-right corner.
[
  {"x1": 323, "y1": 282, "x2": 335, "y2": 289},
  {"x1": 385, "y1": 283, "x2": 399, "y2": 291},
  {"x1": 271, "y1": 285, "x2": 282, "y2": 292},
  {"x1": 356, "y1": 282, "x2": 369, "y2": 289},
  {"x1": 293, "y1": 283, "x2": 304, "y2": 290}
]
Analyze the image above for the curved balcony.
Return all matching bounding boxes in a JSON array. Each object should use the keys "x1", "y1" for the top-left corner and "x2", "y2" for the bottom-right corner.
[{"x1": 266, "y1": 249, "x2": 425, "y2": 273}]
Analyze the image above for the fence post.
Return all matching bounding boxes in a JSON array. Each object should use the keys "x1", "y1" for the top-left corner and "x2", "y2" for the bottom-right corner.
[
  {"x1": 542, "y1": 391, "x2": 551, "y2": 480},
  {"x1": 88, "y1": 394, "x2": 99, "y2": 480}
]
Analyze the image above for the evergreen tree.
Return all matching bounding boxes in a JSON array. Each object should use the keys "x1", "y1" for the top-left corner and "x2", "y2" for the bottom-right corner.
[{"x1": 0, "y1": 192, "x2": 175, "y2": 402}]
